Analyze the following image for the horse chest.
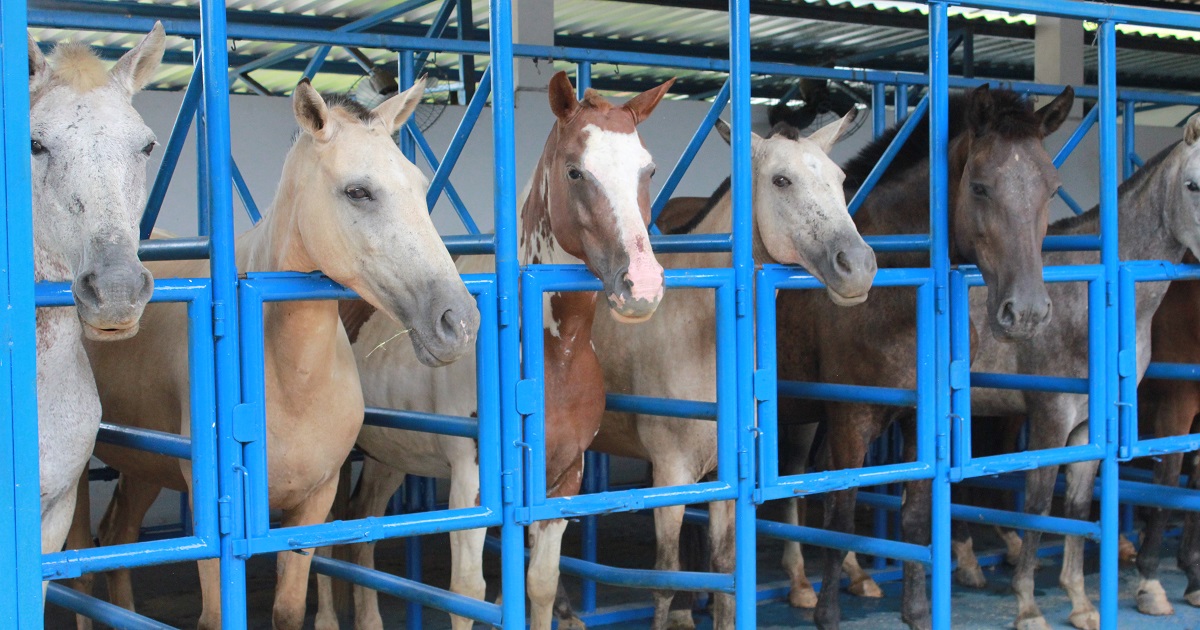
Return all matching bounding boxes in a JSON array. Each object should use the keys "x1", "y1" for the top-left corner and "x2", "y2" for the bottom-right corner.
[
  {"x1": 542, "y1": 325, "x2": 605, "y2": 475},
  {"x1": 36, "y1": 317, "x2": 102, "y2": 500}
]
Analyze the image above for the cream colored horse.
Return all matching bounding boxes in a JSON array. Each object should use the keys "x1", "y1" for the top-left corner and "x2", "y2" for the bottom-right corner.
[
  {"x1": 316, "y1": 71, "x2": 673, "y2": 630},
  {"x1": 28, "y1": 25, "x2": 162, "y2": 598},
  {"x1": 589, "y1": 113, "x2": 876, "y2": 629},
  {"x1": 72, "y1": 78, "x2": 480, "y2": 629}
]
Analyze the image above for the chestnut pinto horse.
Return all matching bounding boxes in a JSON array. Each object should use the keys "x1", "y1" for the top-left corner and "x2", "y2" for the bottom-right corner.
[
  {"x1": 1135, "y1": 252, "x2": 1200, "y2": 618},
  {"x1": 774, "y1": 85, "x2": 1074, "y2": 630},
  {"x1": 586, "y1": 112, "x2": 876, "y2": 629},
  {"x1": 72, "y1": 79, "x2": 480, "y2": 629},
  {"x1": 27, "y1": 26, "x2": 161, "y2": 594},
  {"x1": 319, "y1": 71, "x2": 670, "y2": 630}
]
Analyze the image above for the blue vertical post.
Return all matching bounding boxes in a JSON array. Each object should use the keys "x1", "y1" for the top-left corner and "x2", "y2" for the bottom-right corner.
[
  {"x1": 730, "y1": 0, "x2": 758, "y2": 627},
  {"x1": 577, "y1": 59, "x2": 598, "y2": 614},
  {"x1": 896, "y1": 83, "x2": 910, "y2": 124},
  {"x1": 399, "y1": 51, "x2": 416, "y2": 161},
  {"x1": 405, "y1": 476, "x2": 424, "y2": 630},
  {"x1": 577, "y1": 61, "x2": 591, "y2": 96},
  {"x1": 0, "y1": 3, "x2": 45, "y2": 628},
  {"x1": 195, "y1": 45, "x2": 210, "y2": 237},
  {"x1": 929, "y1": 4, "x2": 953, "y2": 629},
  {"x1": 1097, "y1": 20, "x2": 1120, "y2": 630},
  {"x1": 200, "y1": 0, "x2": 248, "y2": 626},
  {"x1": 872, "y1": 82, "x2": 888, "y2": 139},
  {"x1": 490, "y1": 1, "x2": 526, "y2": 628}
]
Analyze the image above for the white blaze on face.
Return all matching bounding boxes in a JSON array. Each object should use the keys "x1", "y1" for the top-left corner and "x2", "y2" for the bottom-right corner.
[{"x1": 580, "y1": 124, "x2": 663, "y2": 305}]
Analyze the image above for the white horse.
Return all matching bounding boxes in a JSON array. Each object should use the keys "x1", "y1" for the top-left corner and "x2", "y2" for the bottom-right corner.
[
  {"x1": 588, "y1": 113, "x2": 876, "y2": 629},
  {"x1": 317, "y1": 71, "x2": 674, "y2": 630},
  {"x1": 73, "y1": 77, "x2": 480, "y2": 630},
  {"x1": 28, "y1": 25, "x2": 162, "y2": 595}
]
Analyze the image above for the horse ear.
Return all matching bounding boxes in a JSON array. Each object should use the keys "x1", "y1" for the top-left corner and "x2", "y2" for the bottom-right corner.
[
  {"x1": 374, "y1": 76, "x2": 427, "y2": 135},
  {"x1": 293, "y1": 78, "x2": 331, "y2": 139},
  {"x1": 966, "y1": 84, "x2": 994, "y2": 136},
  {"x1": 1185, "y1": 114, "x2": 1200, "y2": 146},
  {"x1": 624, "y1": 77, "x2": 676, "y2": 125},
  {"x1": 28, "y1": 33, "x2": 49, "y2": 93},
  {"x1": 109, "y1": 21, "x2": 166, "y2": 95},
  {"x1": 1035, "y1": 86, "x2": 1074, "y2": 136},
  {"x1": 807, "y1": 106, "x2": 859, "y2": 153},
  {"x1": 548, "y1": 71, "x2": 580, "y2": 121},
  {"x1": 713, "y1": 118, "x2": 763, "y2": 151}
]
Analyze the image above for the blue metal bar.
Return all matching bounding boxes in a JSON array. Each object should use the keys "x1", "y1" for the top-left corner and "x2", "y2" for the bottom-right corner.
[
  {"x1": 576, "y1": 60, "x2": 591, "y2": 98},
  {"x1": 604, "y1": 393, "x2": 717, "y2": 420},
  {"x1": 198, "y1": 0, "x2": 248, "y2": 625},
  {"x1": 46, "y1": 583, "x2": 176, "y2": 630},
  {"x1": 650, "y1": 79, "x2": 731, "y2": 230},
  {"x1": 757, "y1": 519, "x2": 931, "y2": 565},
  {"x1": 1123, "y1": 100, "x2": 1137, "y2": 180},
  {"x1": 580, "y1": 450, "x2": 601, "y2": 612},
  {"x1": 1057, "y1": 186, "x2": 1086, "y2": 216},
  {"x1": 1145, "y1": 362, "x2": 1200, "y2": 381},
  {"x1": 139, "y1": 237, "x2": 211, "y2": 261},
  {"x1": 311, "y1": 554, "x2": 503, "y2": 625},
  {"x1": 43, "y1": 536, "x2": 212, "y2": 580},
  {"x1": 302, "y1": 44, "x2": 331, "y2": 79},
  {"x1": 196, "y1": 46, "x2": 209, "y2": 237},
  {"x1": 895, "y1": 83, "x2": 910, "y2": 124},
  {"x1": 422, "y1": 64, "x2": 492, "y2": 230},
  {"x1": 0, "y1": 1, "x2": 43, "y2": 624},
  {"x1": 442, "y1": 233, "x2": 495, "y2": 256},
  {"x1": 872, "y1": 82, "x2": 887, "y2": 139},
  {"x1": 413, "y1": 0, "x2": 458, "y2": 73},
  {"x1": 969, "y1": 372, "x2": 1090, "y2": 394},
  {"x1": 848, "y1": 95, "x2": 931, "y2": 216},
  {"x1": 526, "y1": 481, "x2": 735, "y2": 522},
  {"x1": 761, "y1": 461, "x2": 933, "y2": 503},
  {"x1": 405, "y1": 476, "x2": 424, "y2": 630},
  {"x1": 1053, "y1": 103, "x2": 1099, "y2": 169},
  {"x1": 488, "y1": 1, "x2": 525, "y2": 627},
  {"x1": 95, "y1": 423, "x2": 192, "y2": 461},
  {"x1": 408, "y1": 125, "x2": 479, "y2": 234},
  {"x1": 363, "y1": 407, "x2": 479, "y2": 438},
  {"x1": 856, "y1": 491, "x2": 1102, "y2": 539},
  {"x1": 650, "y1": 233, "x2": 732, "y2": 253},
  {"x1": 778, "y1": 380, "x2": 917, "y2": 407},
  {"x1": 141, "y1": 60, "x2": 202, "y2": 239},
  {"x1": 230, "y1": 157, "x2": 262, "y2": 224},
  {"x1": 232, "y1": 0, "x2": 437, "y2": 75}
]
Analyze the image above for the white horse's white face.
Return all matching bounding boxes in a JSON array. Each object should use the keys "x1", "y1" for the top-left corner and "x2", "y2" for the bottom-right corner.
[{"x1": 28, "y1": 24, "x2": 164, "y2": 341}]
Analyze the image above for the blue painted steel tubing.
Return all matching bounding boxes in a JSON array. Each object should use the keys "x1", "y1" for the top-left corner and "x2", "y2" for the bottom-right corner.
[
  {"x1": 311, "y1": 554, "x2": 503, "y2": 625},
  {"x1": 855, "y1": 491, "x2": 1101, "y2": 539},
  {"x1": 46, "y1": 583, "x2": 176, "y2": 630},
  {"x1": 95, "y1": 422, "x2": 192, "y2": 461},
  {"x1": 363, "y1": 407, "x2": 479, "y2": 438},
  {"x1": 757, "y1": 518, "x2": 931, "y2": 565},
  {"x1": 605, "y1": 393, "x2": 717, "y2": 420}
]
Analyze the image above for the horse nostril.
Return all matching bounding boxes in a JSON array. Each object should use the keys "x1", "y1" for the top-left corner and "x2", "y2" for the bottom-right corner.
[
  {"x1": 438, "y1": 307, "x2": 470, "y2": 345},
  {"x1": 835, "y1": 251, "x2": 853, "y2": 276},
  {"x1": 619, "y1": 270, "x2": 634, "y2": 293},
  {"x1": 136, "y1": 268, "x2": 154, "y2": 304},
  {"x1": 998, "y1": 299, "x2": 1017, "y2": 328},
  {"x1": 75, "y1": 272, "x2": 101, "y2": 308}
]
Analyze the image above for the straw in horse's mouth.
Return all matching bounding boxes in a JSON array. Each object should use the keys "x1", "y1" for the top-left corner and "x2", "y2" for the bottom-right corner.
[{"x1": 365, "y1": 327, "x2": 413, "y2": 359}]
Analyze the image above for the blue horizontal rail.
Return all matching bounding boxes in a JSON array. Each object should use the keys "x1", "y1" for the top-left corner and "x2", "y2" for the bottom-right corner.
[
  {"x1": 1145, "y1": 361, "x2": 1200, "y2": 381},
  {"x1": 311, "y1": 554, "x2": 503, "y2": 625},
  {"x1": 604, "y1": 393, "x2": 717, "y2": 420},
  {"x1": 363, "y1": 407, "x2": 479, "y2": 438},
  {"x1": 778, "y1": 380, "x2": 918, "y2": 407},
  {"x1": 42, "y1": 536, "x2": 212, "y2": 581},
  {"x1": 756, "y1": 517, "x2": 931, "y2": 565},
  {"x1": 855, "y1": 491, "x2": 1101, "y2": 539},
  {"x1": 45, "y1": 583, "x2": 176, "y2": 630},
  {"x1": 762, "y1": 461, "x2": 933, "y2": 502},
  {"x1": 138, "y1": 237, "x2": 210, "y2": 261},
  {"x1": 970, "y1": 372, "x2": 1090, "y2": 394},
  {"x1": 95, "y1": 423, "x2": 192, "y2": 461}
]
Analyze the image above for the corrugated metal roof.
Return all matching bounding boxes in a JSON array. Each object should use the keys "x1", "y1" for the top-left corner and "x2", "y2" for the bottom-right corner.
[{"x1": 25, "y1": 0, "x2": 1200, "y2": 101}]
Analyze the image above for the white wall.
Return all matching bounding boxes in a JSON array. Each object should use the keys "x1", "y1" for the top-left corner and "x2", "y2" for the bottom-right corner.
[{"x1": 92, "y1": 89, "x2": 1188, "y2": 529}]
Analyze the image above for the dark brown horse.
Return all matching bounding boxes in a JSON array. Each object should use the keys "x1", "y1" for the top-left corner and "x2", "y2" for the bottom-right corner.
[
  {"x1": 1134, "y1": 253, "x2": 1200, "y2": 617},
  {"x1": 774, "y1": 85, "x2": 1074, "y2": 630}
]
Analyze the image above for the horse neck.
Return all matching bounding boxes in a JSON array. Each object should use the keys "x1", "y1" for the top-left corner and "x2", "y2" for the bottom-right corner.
[
  {"x1": 238, "y1": 166, "x2": 345, "y2": 374},
  {"x1": 519, "y1": 126, "x2": 600, "y2": 335},
  {"x1": 694, "y1": 184, "x2": 774, "y2": 265}
]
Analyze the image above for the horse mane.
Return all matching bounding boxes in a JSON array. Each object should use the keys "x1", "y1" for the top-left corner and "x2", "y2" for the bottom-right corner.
[
  {"x1": 47, "y1": 42, "x2": 108, "y2": 92},
  {"x1": 581, "y1": 88, "x2": 614, "y2": 113},
  {"x1": 325, "y1": 93, "x2": 378, "y2": 125},
  {"x1": 1051, "y1": 139, "x2": 1181, "y2": 233},
  {"x1": 841, "y1": 88, "x2": 1042, "y2": 190}
]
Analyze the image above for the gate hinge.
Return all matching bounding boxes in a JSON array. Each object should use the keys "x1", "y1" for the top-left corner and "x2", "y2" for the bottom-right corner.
[
  {"x1": 1117, "y1": 349, "x2": 1136, "y2": 378},
  {"x1": 218, "y1": 495, "x2": 232, "y2": 535},
  {"x1": 212, "y1": 300, "x2": 227, "y2": 338},
  {"x1": 232, "y1": 403, "x2": 263, "y2": 444},
  {"x1": 949, "y1": 359, "x2": 970, "y2": 391},
  {"x1": 936, "y1": 286, "x2": 948, "y2": 315},
  {"x1": 735, "y1": 286, "x2": 748, "y2": 318},
  {"x1": 501, "y1": 469, "x2": 515, "y2": 505},
  {"x1": 753, "y1": 369, "x2": 776, "y2": 402},
  {"x1": 498, "y1": 294, "x2": 513, "y2": 328},
  {"x1": 515, "y1": 378, "x2": 542, "y2": 416},
  {"x1": 738, "y1": 448, "x2": 752, "y2": 480}
]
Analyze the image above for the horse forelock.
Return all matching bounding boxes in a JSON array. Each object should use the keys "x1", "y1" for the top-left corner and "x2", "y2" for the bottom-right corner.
[
  {"x1": 324, "y1": 94, "x2": 378, "y2": 125},
  {"x1": 46, "y1": 42, "x2": 108, "y2": 93}
]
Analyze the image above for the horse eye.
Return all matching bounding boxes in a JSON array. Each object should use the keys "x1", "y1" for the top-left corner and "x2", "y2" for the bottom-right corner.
[
  {"x1": 345, "y1": 186, "x2": 373, "y2": 201},
  {"x1": 970, "y1": 182, "x2": 988, "y2": 197},
  {"x1": 567, "y1": 168, "x2": 583, "y2": 181},
  {"x1": 773, "y1": 175, "x2": 792, "y2": 188},
  {"x1": 31, "y1": 140, "x2": 47, "y2": 156},
  {"x1": 1188, "y1": 181, "x2": 1200, "y2": 193},
  {"x1": 141, "y1": 141, "x2": 156, "y2": 156}
]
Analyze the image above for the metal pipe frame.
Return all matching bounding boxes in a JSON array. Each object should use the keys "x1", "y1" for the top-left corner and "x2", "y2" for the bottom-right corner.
[{"x1": 10, "y1": 1, "x2": 1200, "y2": 629}]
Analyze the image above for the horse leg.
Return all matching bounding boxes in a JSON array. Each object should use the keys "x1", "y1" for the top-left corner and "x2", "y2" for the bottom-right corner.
[
  {"x1": 951, "y1": 516, "x2": 986, "y2": 589},
  {"x1": 1180, "y1": 448, "x2": 1200, "y2": 607},
  {"x1": 448, "y1": 454, "x2": 488, "y2": 630},
  {"x1": 1135, "y1": 451, "x2": 1184, "y2": 615},
  {"x1": 273, "y1": 477, "x2": 340, "y2": 630},
  {"x1": 1011, "y1": 460, "x2": 1059, "y2": 630},
  {"x1": 707, "y1": 499, "x2": 736, "y2": 630},
  {"x1": 897, "y1": 415, "x2": 930, "y2": 630},
  {"x1": 780, "y1": 422, "x2": 818, "y2": 609},
  {"x1": 813, "y1": 406, "x2": 871, "y2": 630},
  {"x1": 65, "y1": 468, "x2": 96, "y2": 630},
  {"x1": 527, "y1": 518, "x2": 571, "y2": 630},
  {"x1": 1059, "y1": 425, "x2": 1100, "y2": 630},
  {"x1": 648, "y1": 466, "x2": 693, "y2": 630},
  {"x1": 97, "y1": 474, "x2": 162, "y2": 612},
  {"x1": 842, "y1": 552, "x2": 882, "y2": 598},
  {"x1": 997, "y1": 526, "x2": 1023, "y2": 566}
]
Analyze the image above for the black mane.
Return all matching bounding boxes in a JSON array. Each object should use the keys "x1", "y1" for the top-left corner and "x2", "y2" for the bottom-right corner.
[
  {"x1": 842, "y1": 88, "x2": 1043, "y2": 191},
  {"x1": 665, "y1": 177, "x2": 730, "y2": 235},
  {"x1": 325, "y1": 93, "x2": 377, "y2": 124},
  {"x1": 1051, "y1": 139, "x2": 1181, "y2": 232}
]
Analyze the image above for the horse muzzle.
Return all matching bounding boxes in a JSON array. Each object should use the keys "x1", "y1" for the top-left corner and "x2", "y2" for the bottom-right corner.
[
  {"x1": 989, "y1": 290, "x2": 1052, "y2": 341},
  {"x1": 604, "y1": 263, "x2": 664, "y2": 323},
  {"x1": 73, "y1": 260, "x2": 153, "y2": 342}
]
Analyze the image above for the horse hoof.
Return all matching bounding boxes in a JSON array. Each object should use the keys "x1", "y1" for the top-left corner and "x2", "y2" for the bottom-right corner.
[
  {"x1": 1119, "y1": 536, "x2": 1138, "y2": 566},
  {"x1": 314, "y1": 616, "x2": 340, "y2": 630},
  {"x1": 848, "y1": 576, "x2": 883, "y2": 598},
  {"x1": 1015, "y1": 615, "x2": 1052, "y2": 630},
  {"x1": 556, "y1": 616, "x2": 587, "y2": 630},
  {"x1": 954, "y1": 565, "x2": 987, "y2": 588},
  {"x1": 1137, "y1": 580, "x2": 1174, "y2": 616},
  {"x1": 665, "y1": 610, "x2": 696, "y2": 630},
  {"x1": 789, "y1": 585, "x2": 818, "y2": 609},
  {"x1": 1186, "y1": 590, "x2": 1200, "y2": 608},
  {"x1": 1068, "y1": 609, "x2": 1100, "y2": 630}
]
